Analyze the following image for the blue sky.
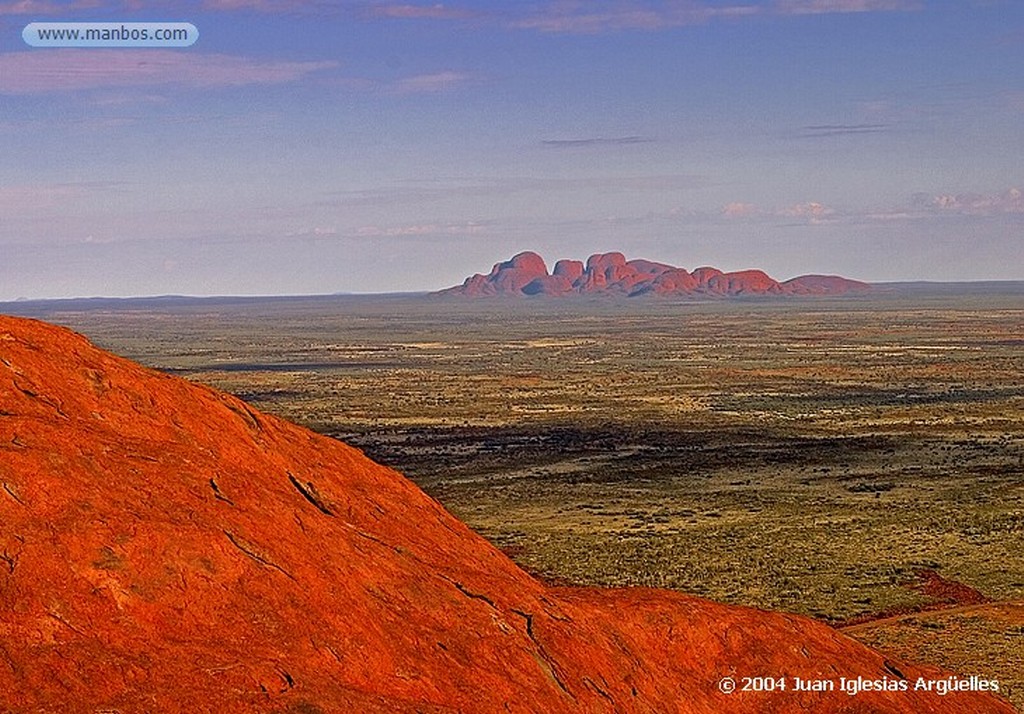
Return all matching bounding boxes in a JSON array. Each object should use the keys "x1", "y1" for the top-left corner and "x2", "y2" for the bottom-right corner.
[{"x1": 1, "y1": 0, "x2": 1022, "y2": 299}]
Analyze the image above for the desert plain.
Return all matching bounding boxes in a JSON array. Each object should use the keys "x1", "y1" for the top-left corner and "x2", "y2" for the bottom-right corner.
[{"x1": 7, "y1": 285, "x2": 1023, "y2": 709}]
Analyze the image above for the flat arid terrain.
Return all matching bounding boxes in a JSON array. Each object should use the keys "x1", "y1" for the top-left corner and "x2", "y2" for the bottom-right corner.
[
  {"x1": 7, "y1": 287, "x2": 1023, "y2": 709},
  {"x1": 5, "y1": 313, "x2": 1015, "y2": 712}
]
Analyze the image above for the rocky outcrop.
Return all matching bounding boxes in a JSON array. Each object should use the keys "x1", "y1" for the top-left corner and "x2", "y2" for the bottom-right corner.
[
  {"x1": 451, "y1": 251, "x2": 550, "y2": 297},
  {"x1": 0, "y1": 316, "x2": 1007, "y2": 713},
  {"x1": 439, "y1": 251, "x2": 871, "y2": 298},
  {"x1": 783, "y1": 274, "x2": 874, "y2": 294}
]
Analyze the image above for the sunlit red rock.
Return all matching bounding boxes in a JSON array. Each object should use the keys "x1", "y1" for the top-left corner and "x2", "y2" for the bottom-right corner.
[
  {"x1": 642, "y1": 268, "x2": 700, "y2": 294},
  {"x1": 783, "y1": 274, "x2": 873, "y2": 294},
  {"x1": 439, "y1": 252, "x2": 871, "y2": 298},
  {"x1": 706, "y1": 269, "x2": 782, "y2": 295},
  {"x1": 690, "y1": 266, "x2": 724, "y2": 286},
  {"x1": 451, "y1": 251, "x2": 550, "y2": 296},
  {"x1": 0, "y1": 316, "x2": 1006, "y2": 713},
  {"x1": 552, "y1": 259, "x2": 584, "y2": 282},
  {"x1": 523, "y1": 274, "x2": 574, "y2": 296}
]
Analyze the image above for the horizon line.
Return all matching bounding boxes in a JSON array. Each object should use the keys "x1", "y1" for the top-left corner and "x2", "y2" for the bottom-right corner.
[{"x1": 6, "y1": 280, "x2": 1024, "y2": 305}]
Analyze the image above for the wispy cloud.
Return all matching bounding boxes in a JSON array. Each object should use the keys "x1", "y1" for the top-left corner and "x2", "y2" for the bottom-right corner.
[
  {"x1": 721, "y1": 199, "x2": 838, "y2": 224},
  {"x1": 774, "y1": 0, "x2": 922, "y2": 14},
  {"x1": 387, "y1": 70, "x2": 475, "y2": 94},
  {"x1": 844, "y1": 188, "x2": 1024, "y2": 221},
  {"x1": 0, "y1": 0, "x2": 98, "y2": 14},
  {"x1": 512, "y1": 2, "x2": 760, "y2": 34},
  {"x1": 367, "y1": 3, "x2": 478, "y2": 19},
  {"x1": 0, "y1": 51, "x2": 337, "y2": 94},
  {"x1": 721, "y1": 202, "x2": 759, "y2": 218},
  {"x1": 782, "y1": 201, "x2": 837, "y2": 220},
  {"x1": 798, "y1": 123, "x2": 889, "y2": 137},
  {"x1": 285, "y1": 226, "x2": 339, "y2": 237},
  {"x1": 299, "y1": 69, "x2": 473, "y2": 95},
  {"x1": 541, "y1": 135, "x2": 653, "y2": 148},
  {"x1": 202, "y1": 0, "x2": 320, "y2": 11},
  {"x1": 0, "y1": 181, "x2": 122, "y2": 212},
  {"x1": 912, "y1": 188, "x2": 1024, "y2": 216},
  {"x1": 509, "y1": 0, "x2": 920, "y2": 34},
  {"x1": 201, "y1": 0, "x2": 478, "y2": 17},
  {"x1": 319, "y1": 174, "x2": 710, "y2": 207},
  {"x1": 721, "y1": 187, "x2": 1024, "y2": 227},
  {"x1": 355, "y1": 220, "x2": 487, "y2": 237},
  {"x1": 88, "y1": 92, "x2": 169, "y2": 107}
]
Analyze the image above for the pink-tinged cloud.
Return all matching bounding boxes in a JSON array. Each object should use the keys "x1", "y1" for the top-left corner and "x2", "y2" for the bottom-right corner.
[
  {"x1": 388, "y1": 70, "x2": 474, "y2": 94},
  {"x1": 287, "y1": 226, "x2": 339, "y2": 237},
  {"x1": 721, "y1": 199, "x2": 838, "y2": 223},
  {"x1": 89, "y1": 92, "x2": 169, "y2": 107},
  {"x1": 0, "y1": 182, "x2": 117, "y2": 212},
  {"x1": 915, "y1": 188, "x2": 1024, "y2": 215},
  {"x1": 782, "y1": 201, "x2": 835, "y2": 218},
  {"x1": 202, "y1": 0, "x2": 316, "y2": 10},
  {"x1": 512, "y1": 1, "x2": 760, "y2": 34},
  {"x1": 369, "y1": 3, "x2": 476, "y2": 20},
  {"x1": 774, "y1": 0, "x2": 922, "y2": 15},
  {"x1": 722, "y1": 202, "x2": 759, "y2": 218},
  {"x1": 0, "y1": 51, "x2": 337, "y2": 94},
  {"x1": 722, "y1": 188, "x2": 1024, "y2": 227},
  {"x1": 0, "y1": 0, "x2": 98, "y2": 14},
  {"x1": 356, "y1": 221, "x2": 485, "y2": 237}
]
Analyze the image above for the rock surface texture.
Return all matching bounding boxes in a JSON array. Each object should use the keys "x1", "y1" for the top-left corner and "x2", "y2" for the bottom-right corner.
[
  {"x1": 0, "y1": 316, "x2": 1011, "y2": 713},
  {"x1": 439, "y1": 251, "x2": 871, "y2": 298}
]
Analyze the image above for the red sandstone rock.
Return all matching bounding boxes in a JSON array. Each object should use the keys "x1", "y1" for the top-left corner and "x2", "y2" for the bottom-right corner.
[
  {"x1": 553, "y1": 259, "x2": 584, "y2": 282},
  {"x1": 706, "y1": 269, "x2": 782, "y2": 295},
  {"x1": 488, "y1": 251, "x2": 549, "y2": 293},
  {"x1": 625, "y1": 258, "x2": 674, "y2": 276},
  {"x1": 690, "y1": 266, "x2": 724, "y2": 285},
  {"x1": 585, "y1": 251, "x2": 628, "y2": 273},
  {"x1": 523, "y1": 274, "x2": 574, "y2": 296},
  {"x1": 439, "y1": 253, "x2": 870, "y2": 298},
  {"x1": 440, "y1": 251, "x2": 550, "y2": 297},
  {"x1": 1, "y1": 316, "x2": 1004, "y2": 714},
  {"x1": 637, "y1": 268, "x2": 700, "y2": 295},
  {"x1": 783, "y1": 274, "x2": 873, "y2": 294}
]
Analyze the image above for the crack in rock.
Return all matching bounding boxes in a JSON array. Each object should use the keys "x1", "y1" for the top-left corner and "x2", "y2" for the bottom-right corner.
[
  {"x1": 510, "y1": 608, "x2": 574, "y2": 699},
  {"x1": 224, "y1": 530, "x2": 296, "y2": 581},
  {"x1": 441, "y1": 576, "x2": 497, "y2": 609},
  {"x1": 288, "y1": 473, "x2": 334, "y2": 517},
  {"x1": 209, "y1": 477, "x2": 234, "y2": 506},
  {"x1": 2, "y1": 482, "x2": 24, "y2": 506}
]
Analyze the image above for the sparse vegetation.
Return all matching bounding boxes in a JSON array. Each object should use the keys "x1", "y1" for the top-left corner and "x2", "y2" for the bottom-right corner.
[{"x1": 14, "y1": 291, "x2": 1023, "y2": 706}]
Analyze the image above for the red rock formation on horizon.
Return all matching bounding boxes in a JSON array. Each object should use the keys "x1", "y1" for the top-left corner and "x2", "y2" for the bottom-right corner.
[
  {"x1": 438, "y1": 251, "x2": 871, "y2": 298},
  {"x1": 0, "y1": 316, "x2": 1009, "y2": 713}
]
